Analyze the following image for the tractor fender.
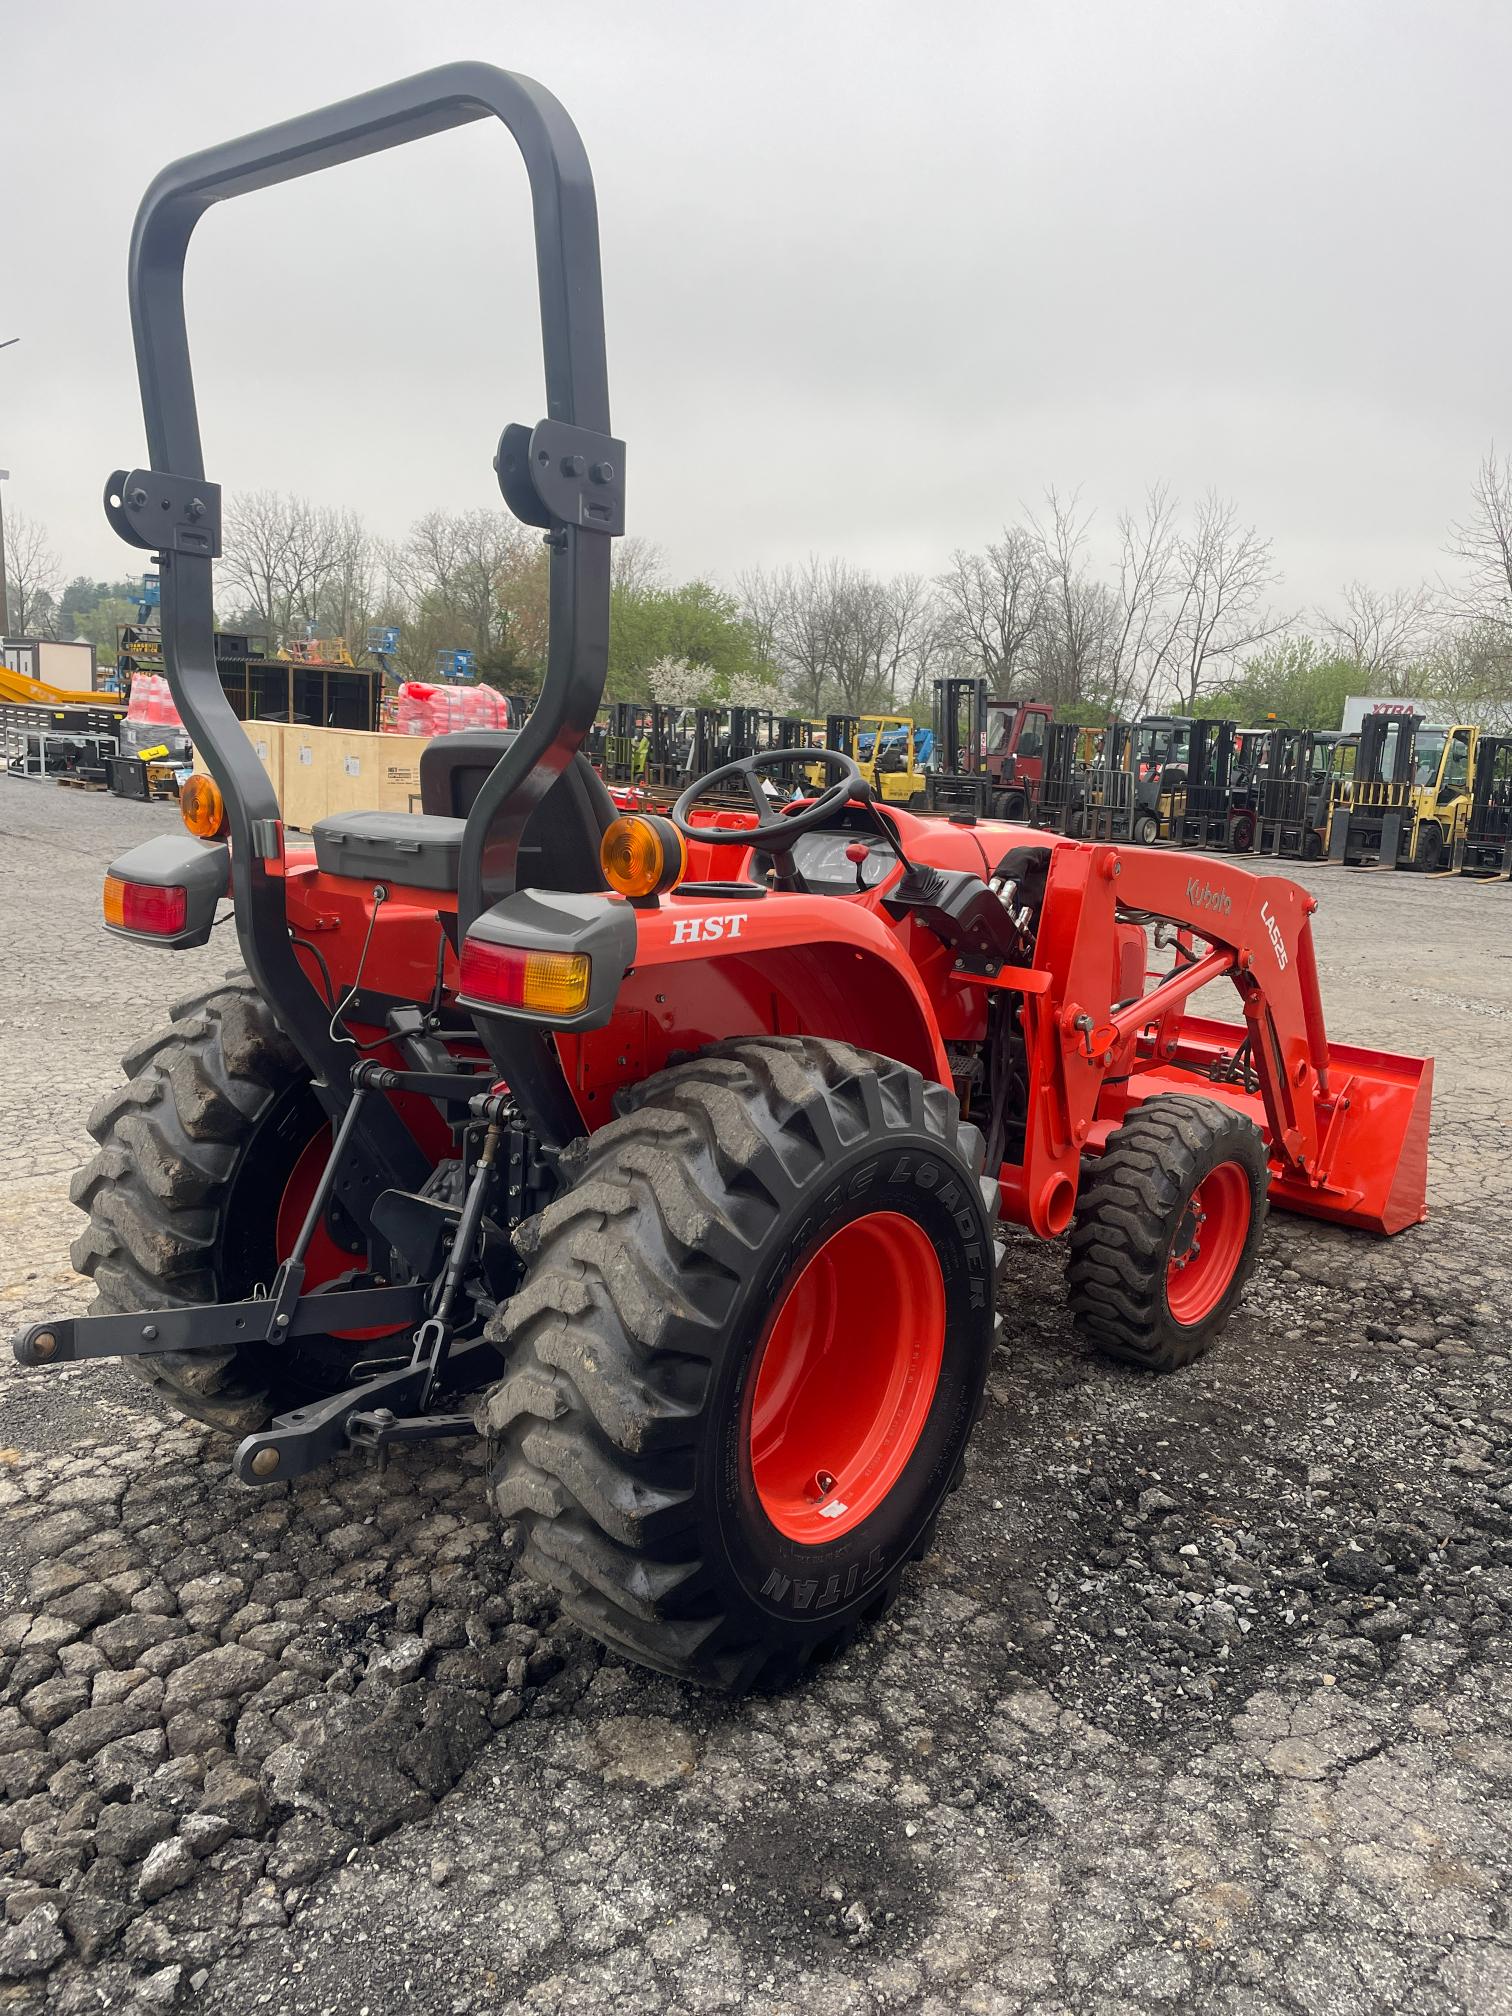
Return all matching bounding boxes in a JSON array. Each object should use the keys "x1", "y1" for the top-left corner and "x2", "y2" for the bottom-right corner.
[{"x1": 556, "y1": 889, "x2": 953, "y2": 1117}]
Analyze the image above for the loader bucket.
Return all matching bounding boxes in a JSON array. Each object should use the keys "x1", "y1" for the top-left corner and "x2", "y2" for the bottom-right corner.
[
  {"x1": 1126, "y1": 1016, "x2": 1433, "y2": 1238},
  {"x1": 1275, "y1": 1037, "x2": 1433, "y2": 1237}
]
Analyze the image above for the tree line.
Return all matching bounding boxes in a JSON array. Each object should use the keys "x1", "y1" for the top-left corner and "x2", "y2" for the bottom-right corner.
[{"x1": 12, "y1": 447, "x2": 1512, "y2": 732}]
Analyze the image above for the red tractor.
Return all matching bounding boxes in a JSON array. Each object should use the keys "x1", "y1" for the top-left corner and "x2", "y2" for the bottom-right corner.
[{"x1": 19, "y1": 65, "x2": 1433, "y2": 1693}]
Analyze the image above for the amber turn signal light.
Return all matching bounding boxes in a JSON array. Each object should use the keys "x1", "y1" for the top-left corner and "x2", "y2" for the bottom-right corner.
[
  {"x1": 600, "y1": 814, "x2": 686, "y2": 900},
  {"x1": 180, "y1": 772, "x2": 228, "y2": 840}
]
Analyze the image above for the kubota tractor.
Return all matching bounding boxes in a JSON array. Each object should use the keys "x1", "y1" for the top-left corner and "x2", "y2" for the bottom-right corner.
[{"x1": 17, "y1": 64, "x2": 1434, "y2": 1693}]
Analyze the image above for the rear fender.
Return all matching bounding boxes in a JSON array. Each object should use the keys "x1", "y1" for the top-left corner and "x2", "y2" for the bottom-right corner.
[{"x1": 555, "y1": 889, "x2": 950, "y2": 1123}]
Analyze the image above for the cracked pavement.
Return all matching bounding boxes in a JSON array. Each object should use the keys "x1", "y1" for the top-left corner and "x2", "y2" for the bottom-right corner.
[{"x1": 0, "y1": 776, "x2": 1509, "y2": 2015}]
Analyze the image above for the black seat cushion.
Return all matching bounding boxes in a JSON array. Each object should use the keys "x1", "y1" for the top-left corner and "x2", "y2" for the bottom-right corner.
[
  {"x1": 419, "y1": 729, "x2": 616, "y2": 896},
  {"x1": 311, "y1": 731, "x2": 617, "y2": 896}
]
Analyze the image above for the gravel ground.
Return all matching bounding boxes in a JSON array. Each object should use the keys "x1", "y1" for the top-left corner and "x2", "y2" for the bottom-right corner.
[{"x1": 0, "y1": 774, "x2": 1509, "y2": 2016}]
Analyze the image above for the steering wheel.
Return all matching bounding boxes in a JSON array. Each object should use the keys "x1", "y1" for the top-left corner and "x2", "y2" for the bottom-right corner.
[{"x1": 670, "y1": 748, "x2": 867, "y2": 847}]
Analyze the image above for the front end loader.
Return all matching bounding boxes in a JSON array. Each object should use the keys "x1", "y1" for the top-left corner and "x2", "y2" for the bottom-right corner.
[{"x1": 16, "y1": 64, "x2": 1434, "y2": 1693}]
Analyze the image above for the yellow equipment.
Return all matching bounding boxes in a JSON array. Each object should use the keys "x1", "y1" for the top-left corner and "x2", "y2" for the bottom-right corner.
[
  {"x1": 0, "y1": 664, "x2": 126, "y2": 712},
  {"x1": 276, "y1": 637, "x2": 356, "y2": 667},
  {"x1": 1405, "y1": 724, "x2": 1477, "y2": 869},
  {"x1": 1330, "y1": 717, "x2": 1477, "y2": 870},
  {"x1": 856, "y1": 714, "x2": 927, "y2": 805}
]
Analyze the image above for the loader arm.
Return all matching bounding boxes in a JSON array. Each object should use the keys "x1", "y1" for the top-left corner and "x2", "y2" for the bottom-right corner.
[{"x1": 991, "y1": 842, "x2": 1430, "y2": 1239}]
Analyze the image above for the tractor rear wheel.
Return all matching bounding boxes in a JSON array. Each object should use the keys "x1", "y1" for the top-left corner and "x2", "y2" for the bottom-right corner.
[
  {"x1": 480, "y1": 1036, "x2": 1001, "y2": 1691},
  {"x1": 70, "y1": 978, "x2": 393, "y2": 1434},
  {"x1": 1065, "y1": 1094, "x2": 1268, "y2": 1372}
]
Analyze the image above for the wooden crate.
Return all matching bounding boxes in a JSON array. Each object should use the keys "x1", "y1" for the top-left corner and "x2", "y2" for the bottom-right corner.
[
  {"x1": 243, "y1": 723, "x2": 285, "y2": 801},
  {"x1": 199, "y1": 721, "x2": 426, "y2": 829}
]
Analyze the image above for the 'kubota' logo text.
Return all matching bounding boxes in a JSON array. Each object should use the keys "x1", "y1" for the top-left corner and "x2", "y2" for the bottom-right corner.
[
  {"x1": 1185, "y1": 876, "x2": 1232, "y2": 916},
  {"x1": 670, "y1": 912, "x2": 749, "y2": 946},
  {"x1": 1259, "y1": 899, "x2": 1288, "y2": 971}
]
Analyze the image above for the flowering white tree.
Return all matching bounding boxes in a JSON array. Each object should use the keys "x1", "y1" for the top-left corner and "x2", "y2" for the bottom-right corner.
[
  {"x1": 723, "y1": 670, "x2": 790, "y2": 709},
  {"x1": 646, "y1": 655, "x2": 711, "y2": 707}
]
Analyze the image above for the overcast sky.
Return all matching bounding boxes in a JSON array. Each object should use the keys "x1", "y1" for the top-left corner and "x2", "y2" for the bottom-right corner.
[{"x1": 4, "y1": 1, "x2": 1509, "y2": 619}]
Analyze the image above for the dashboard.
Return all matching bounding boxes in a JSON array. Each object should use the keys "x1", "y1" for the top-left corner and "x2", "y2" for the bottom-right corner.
[{"x1": 744, "y1": 813, "x2": 900, "y2": 892}]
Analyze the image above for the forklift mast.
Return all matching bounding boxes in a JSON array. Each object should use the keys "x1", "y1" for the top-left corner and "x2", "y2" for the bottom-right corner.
[
  {"x1": 933, "y1": 677, "x2": 988, "y2": 776},
  {"x1": 1461, "y1": 733, "x2": 1512, "y2": 877},
  {"x1": 1357, "y1": 711, "x2": 1422, "y2": 788}
]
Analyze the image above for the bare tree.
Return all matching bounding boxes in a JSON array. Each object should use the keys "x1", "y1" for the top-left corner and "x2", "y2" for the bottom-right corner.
[
  {"x1": 1315, "y1": 581, "x2": 1435, "y2": 690},
  {"x1": 306, "y1": 511, "x2": 376, "y2": 647},
  {"x1": 882, "y1": 574, "x2": 953, "y2": 714},
  {"x1": 1168, "y1": 492, "x2": 1284, "y2": 711},
  {"x1": 221, "y1": 491, "x2": 292, "y2": 639},
  {"x1": 1103, "y1": 486, "x2": 1189, "y2": 714},
  {"x1": 221, "y1": 491, "x2": 366, "y2": 649},
  {"x1": 4, "y1": 511, "x2": 62, "y2": 637},
  {"x1": 401, "y1": 508, "x2": 540, "y2": 669},
  {"x1": 1444, "y1": 447, "x2": 1512, "y2": 642},
  {"x1": 739, "y1": 560, "x2": 949, "y2": 717},
  {"x1": 1029, "y1": 488, "x2": 1125, "y2": 712},
  {"x1": 935, "y1": 528, "x2": 1046, "y2": 688},
  {"x1": 826, "y1": 567, "x2": 908, "y2": 713},
  {"x1": 747, "y1": 558, "x2": 846, "y2": 714},
  {"x1": 735, "y1": 566, "x2": 787, "y2": 677},
  {"x1": 612, "y1": 537, "x2": 664, "y2": 596}
]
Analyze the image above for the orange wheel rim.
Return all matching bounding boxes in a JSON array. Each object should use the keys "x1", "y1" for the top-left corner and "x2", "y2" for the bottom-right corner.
[
  {"x1": 1166, "y1": 1161, "x2": 1250, "y2": 1325},
  {"x1": 747, "y1": 1212, "x2": 946, "y2": 1543}
]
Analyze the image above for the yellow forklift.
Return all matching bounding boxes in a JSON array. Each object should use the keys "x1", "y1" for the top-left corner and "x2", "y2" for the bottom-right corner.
[
  {"x1": 857, "y1": 714, "x2": 929, "y2": 806},
  {"x1": 1330, "y1": 714, "x2": 1476, "y2": 869}
]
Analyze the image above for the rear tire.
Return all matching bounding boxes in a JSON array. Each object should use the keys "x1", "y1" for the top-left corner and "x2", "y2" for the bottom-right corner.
[
  {"x1": 1066, "y1": 1095, "x2": 1268, "y2": 1372},
  {"x1": 70, "y1": 980, "x2": 365, "y2": 1434},
  {"x1": 480, "y1": 1036, "x2": 1001, "y2": 1691}
]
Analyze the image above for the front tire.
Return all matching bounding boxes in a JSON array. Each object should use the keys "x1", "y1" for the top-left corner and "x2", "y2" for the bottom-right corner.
[
  {"x1": 1132, "y1": 811, "x2": 1160, "y2": 846},
  {"x1": 480, "y1": 1037, "x2": 1000, "y2": 1691},
  {"x1": 1066, "y1": 1094, "x2": 1268, "y2": 1372},
  {"x1": 1414, "y1": 821, "x2": 1445, "y2": 871}
]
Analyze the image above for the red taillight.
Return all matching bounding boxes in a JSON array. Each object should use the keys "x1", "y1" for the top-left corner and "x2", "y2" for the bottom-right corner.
[
  {"x1": 103, "y1": 876, "x2": 188, "y2": 935},
  {"x1": 458, "y1": 936, "x2": 591, "y2": 1016}
]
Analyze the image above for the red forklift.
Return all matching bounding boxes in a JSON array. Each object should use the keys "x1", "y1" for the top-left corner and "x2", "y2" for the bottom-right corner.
[{"x1": 926, "y1": 676, "x2": 1054, "y2": 819}]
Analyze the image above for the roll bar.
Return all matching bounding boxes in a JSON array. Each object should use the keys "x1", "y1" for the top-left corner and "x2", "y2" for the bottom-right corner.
[{"x1": 104, "y1": 64, "x2": 622, "y2": 1150}]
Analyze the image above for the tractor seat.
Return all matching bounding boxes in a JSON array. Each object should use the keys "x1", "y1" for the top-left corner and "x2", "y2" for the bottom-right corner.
[{"x1": 310, "y1": 730, "x2": 616, "y2": 894}]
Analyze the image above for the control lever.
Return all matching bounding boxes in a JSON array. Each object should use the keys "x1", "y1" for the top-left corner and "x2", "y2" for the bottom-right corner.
[{"x1": 856, "y1": 781, "x2": 918, "y2": 879}]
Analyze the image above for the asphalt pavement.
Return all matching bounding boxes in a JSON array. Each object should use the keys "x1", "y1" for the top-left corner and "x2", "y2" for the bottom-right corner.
[{"x1": 0, "y1": 775, "x2": 1508, "y2": 2016}]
